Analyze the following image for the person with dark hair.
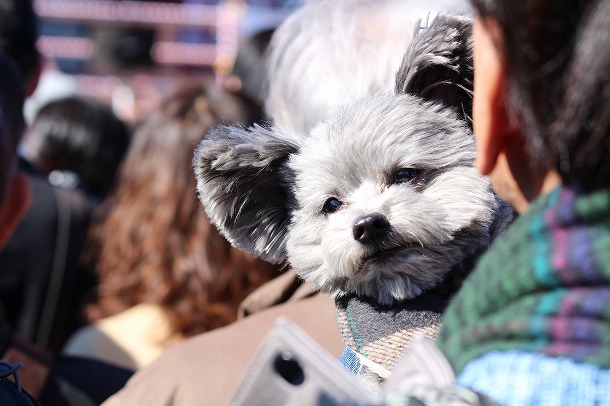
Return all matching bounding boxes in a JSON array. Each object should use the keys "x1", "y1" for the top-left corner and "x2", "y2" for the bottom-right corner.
[
  {"x1": 433, "y1": 0, "x2": 610, "y2": 403},
  {"x1": 0, "y1": 47, "x2": 44, "y2": 406},
  {"x1": 0, "y1": 0, "x2": 104, "y2": 355},
  {"x1": 227, "y1": 27, "x2": 276, "y2": 108},
  {"x1": 366, "y1": 0, "x2": 610, "y2": 405},
  {"x1": 0, "y1": 1, "x2": 134, "y2": 405},
  {"x1": 0, "y1": 0, "x2": 97, "y2": 354},
  {"x1": 62, "y1": 82, "x2": 280, "y2": 371},
  {"x1": 21, "y1": 95, "x2": 131, "y2": 200},
  {"x1": 4, "y1": 94, "x2": 131, "y2": 350}
]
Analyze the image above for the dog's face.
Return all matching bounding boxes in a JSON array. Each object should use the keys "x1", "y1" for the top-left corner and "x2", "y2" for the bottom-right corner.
[
  {"x1": 194, "y1": 15, "x2": 513, "y2": 305},
  {"x1": 285, "y1": 93, "x2": 498, "y2": 303}
]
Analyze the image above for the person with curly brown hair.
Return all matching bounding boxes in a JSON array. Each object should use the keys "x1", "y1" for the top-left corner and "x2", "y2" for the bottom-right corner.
[{"x1": 62, "y1": 82, "x2": 280, "y2": 371}]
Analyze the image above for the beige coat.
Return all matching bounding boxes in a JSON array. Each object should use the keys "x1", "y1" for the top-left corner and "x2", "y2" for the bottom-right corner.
[{"x1": 102, "y1": 278, "x2": 343, "y2": 405}]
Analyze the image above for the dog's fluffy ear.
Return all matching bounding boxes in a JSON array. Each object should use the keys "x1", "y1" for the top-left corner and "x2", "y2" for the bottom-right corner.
[
  {"x1": 193, "y1": 124, "x2": 300, "y2": 264},
  {"x1": 395, "y1": 14, "x2": 474, "y2": 124}
]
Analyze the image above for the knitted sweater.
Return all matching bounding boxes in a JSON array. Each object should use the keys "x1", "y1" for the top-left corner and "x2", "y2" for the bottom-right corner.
[{"x1": 436, "y1": 185, "x2": 610, "y2": 396}]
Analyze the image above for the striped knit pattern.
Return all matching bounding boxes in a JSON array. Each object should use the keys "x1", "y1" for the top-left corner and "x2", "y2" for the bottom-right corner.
[{"x1": 437, "y1": 185, "x2": 610, "y2": 374}]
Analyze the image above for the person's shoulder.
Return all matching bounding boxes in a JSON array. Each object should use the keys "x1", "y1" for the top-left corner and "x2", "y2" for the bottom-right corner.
[{"x1": 108, "y1": 294, "x2": 341, "y2": 406}]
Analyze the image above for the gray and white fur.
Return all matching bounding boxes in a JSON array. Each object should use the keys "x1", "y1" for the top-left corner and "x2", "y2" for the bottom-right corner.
[{"x1": 195, "y1": 15, "x2": 514, "y2": 305}]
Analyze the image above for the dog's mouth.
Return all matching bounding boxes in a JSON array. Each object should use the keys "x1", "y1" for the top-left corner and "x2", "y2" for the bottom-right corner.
[{"x1": 362, "y1": 246, "x2": 406, "y2": 264}]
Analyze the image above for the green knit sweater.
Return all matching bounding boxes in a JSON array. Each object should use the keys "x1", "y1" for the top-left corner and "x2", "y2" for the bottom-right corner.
[{"x1": 437, "y1": 185, "x2": 610, "y2": 374}]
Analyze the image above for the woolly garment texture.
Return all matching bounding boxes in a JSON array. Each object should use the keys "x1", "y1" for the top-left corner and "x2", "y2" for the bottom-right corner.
[
  {"x1": 335, "y1": 289, "x2": 448, "y2": 388},
  {"x1": 437, "y1": 185, "x2": 610, "y2": 374}
]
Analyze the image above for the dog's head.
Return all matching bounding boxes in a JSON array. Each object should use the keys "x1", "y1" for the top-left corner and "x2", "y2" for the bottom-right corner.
[{"x1": 195, "y1": 15, "x2": 513, "y2": 305}]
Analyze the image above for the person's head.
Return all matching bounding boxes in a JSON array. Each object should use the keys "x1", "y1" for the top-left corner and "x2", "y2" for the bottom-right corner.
[
  {"x1": 84, "y1": 82, "x2": 276, "y2": 337},
  {"x1": 471, "y1": 0, "x2": 609, "y2": 212},
  {"x1": 22, "y1": 96, "x2": 131, "y2": 198},
  {"x1": 266, "y1": 0, "x2": 473, "y2": 134},
  {"x1": 0, "y1": 0, "x2": 41, "y2": 97},
  {"x1": 227, "y1": 27, "x2": 275, "y2": 108}
]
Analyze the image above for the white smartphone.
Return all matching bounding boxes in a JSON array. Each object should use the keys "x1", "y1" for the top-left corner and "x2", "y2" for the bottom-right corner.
[{"x1": 230, "y1": 317, "x2": 380, "y2": 406}]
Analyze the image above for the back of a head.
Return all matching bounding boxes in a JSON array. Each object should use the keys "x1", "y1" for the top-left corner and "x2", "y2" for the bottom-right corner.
[
  {"x1": 231, "y1": 27, "x2": 276, "y2": 107},
  {"x1": 22, "y1": 96, "x2": 131, "y2": 197},
  {"x1": 86, "y1": 82, "x2": 274, "y2": 337},
  {"x1": 0, "y1": 50, "x2": 25, "y2": 204},
  {"x1": 473, "y1": 0, "x2": 610, "y2": 190},
  {"x1": 0, "y1": 0, "x2": 39, "y2": 90},
  {"x1": 266, "y1": 0, "x2": 473, "y2": 134}
]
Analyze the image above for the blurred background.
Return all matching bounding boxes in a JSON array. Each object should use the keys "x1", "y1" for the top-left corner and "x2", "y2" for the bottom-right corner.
[{"x1": 29, "y1": 0, "x2": 298, "y2": 123}]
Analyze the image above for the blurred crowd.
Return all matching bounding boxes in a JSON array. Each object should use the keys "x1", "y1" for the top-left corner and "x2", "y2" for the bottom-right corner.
[
  {"x1": 1, "y1": 0, "x2": 609, "y2": 405},
  {"x1": 0, "y1": 1, "x2": 285, "y2": 403}
]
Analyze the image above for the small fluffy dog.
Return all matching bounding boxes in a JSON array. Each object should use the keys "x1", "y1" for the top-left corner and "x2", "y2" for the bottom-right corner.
[{"x1": 195, "y1": 15, "x2": 514, "y2": 305}]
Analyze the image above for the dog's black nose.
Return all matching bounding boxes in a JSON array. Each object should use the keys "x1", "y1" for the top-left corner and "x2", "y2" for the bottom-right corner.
[{"x1": 353, "y1": 213, "x2": 390, "y2": 244}]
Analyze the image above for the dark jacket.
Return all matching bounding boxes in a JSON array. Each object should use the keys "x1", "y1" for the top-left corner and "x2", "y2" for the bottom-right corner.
[{"x1": 0, "y1": 162, "x2": 95, "y2": 353}]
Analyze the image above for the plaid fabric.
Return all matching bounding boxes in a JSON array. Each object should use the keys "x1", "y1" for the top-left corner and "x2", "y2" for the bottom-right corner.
[
  {"x1": 335, "y1": 289, "x2": 449, "y2": 388},
  {"x1": 457, "y1": 350, "x2": 610, "y2": 405},
  {"x1": 437, "y1": 185, "x2": 610, "y2": 374}
]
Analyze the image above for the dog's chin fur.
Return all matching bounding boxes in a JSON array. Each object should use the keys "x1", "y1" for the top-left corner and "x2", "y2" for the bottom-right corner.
[{"x1": 283, "y1": 92, "x2": 505, "y2": 305}]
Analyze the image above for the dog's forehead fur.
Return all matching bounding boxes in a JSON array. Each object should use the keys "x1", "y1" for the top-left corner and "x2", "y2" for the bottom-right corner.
[{"x1": 289, "y1": 92, "x2": 475, "y2": 207}]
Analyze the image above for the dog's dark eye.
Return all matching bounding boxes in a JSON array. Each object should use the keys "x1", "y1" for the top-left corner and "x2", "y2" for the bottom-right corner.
[
  {"x1": 393, "y1": 168, "x2": 420, "y2": 184},
  {"x1": 322, "y1": 197, "x2": 342, "y2": 214}
]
